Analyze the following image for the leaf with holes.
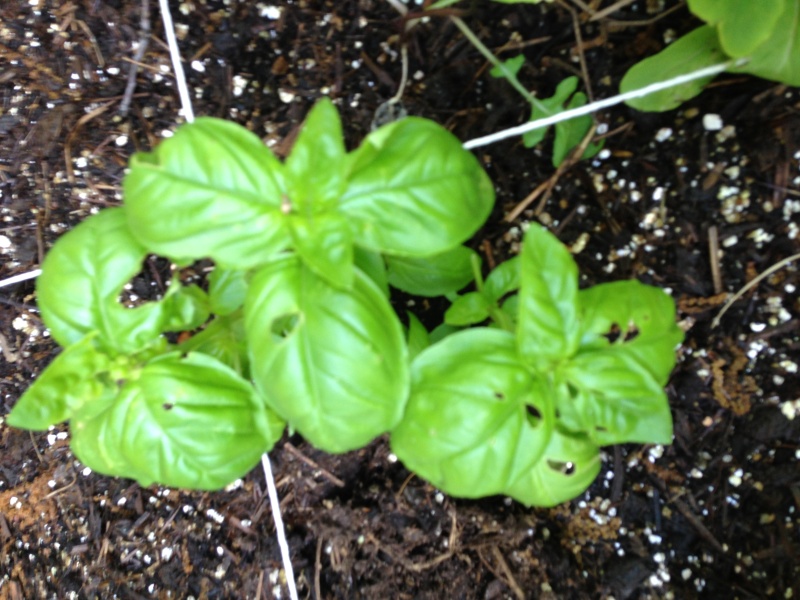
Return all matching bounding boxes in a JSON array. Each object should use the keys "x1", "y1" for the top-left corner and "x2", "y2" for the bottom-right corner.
[
  {"x1": 70, "y1": 352, "x2": 283, "y2": 490},
  {"x1": 391, "y1": 328, "x2": 554, "y2": 500},
  {"x1": 245, "y1": 256, "x2": 409, "y2": 453}
]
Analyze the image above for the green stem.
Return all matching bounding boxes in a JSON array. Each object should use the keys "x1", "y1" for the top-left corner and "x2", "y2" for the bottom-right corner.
[{"x1": 450, "y1": 16, "x2": 549, "y2": 114}]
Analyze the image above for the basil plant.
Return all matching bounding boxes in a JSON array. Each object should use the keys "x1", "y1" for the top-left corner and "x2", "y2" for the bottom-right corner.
[{"x1": 8, "y1": 98, "x2": 681, "y2": 506}]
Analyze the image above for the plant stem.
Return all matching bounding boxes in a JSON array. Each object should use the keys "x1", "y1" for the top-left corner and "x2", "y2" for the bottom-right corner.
[{"x1": 450, "y1": 16, "x2": 549, "y2": 114}]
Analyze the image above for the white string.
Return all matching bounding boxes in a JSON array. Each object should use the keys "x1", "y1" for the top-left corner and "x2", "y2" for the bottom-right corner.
[
  {"x1": 0, "y1": 269, "x2": 42, "y2": 289},
  {"x1": 157, "y1": 0, "x2": 194, "y2": 123},
  {"x1": 261, "y1": 454, "x2": 299, "y2": 600},
  {"x1": 462, "y1": 59, "x2": 745, "y2": 150},
  {"x1": 155, "y1": 1, "x2": 297, "y2": 598}
]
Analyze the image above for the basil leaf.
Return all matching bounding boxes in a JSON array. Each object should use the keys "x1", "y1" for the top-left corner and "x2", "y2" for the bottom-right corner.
[
  {"x1": 124, "y1": 118, "x2": 290, "y2": 269},
  {"x1": 341, "y1": 118, "x2": 495, "y2": 257},
  {"x1": 734, "y1": 0, "x2": 800, "y2": 86},
  {"x1": 208, "y1": 268, "x2": 248, "y2": 316},
  {"x1": 353, "y1": 247, "x2": 389, "y2": 298},
  {"x1": 178, "y1": 314, "x2": 249, "y2": 376},
  {"x1": 391, "y1": 328, "x2": 554, "y2": 500},
  {"x1": 504, "y1": 428, "x2": 601, "y2": 507},
  {"x1": 37, "y1": 208, "x2": 169, "y2": 353},
  {"x1": 406, "y1": 312, "x2": 430, "y2": 362},
  {"x1": 483, "y1": 256, "x2": 521, "y2": 303},
  {"x1": 517, "y1": 223, "x2": 580, "y2": 368},
  {"x1": 73, "y1": 352, "x2": 282, "y2": 490},
  {"x1": 289, "y1": 212, "x2": 354, "y2": 288},
  {"x1": 688, "y1": 0, "x2": 783, "y2": 56},
  {"x1": 285, "y1": 98, "x2": 347, "y2": 210},
  {"x1": 246, "y1": 257, "x2": 409, "y2": 453},
  {"x1": 444, "y1": 292, "x2": 491, "y2": 326},
  {"x1": 160, "y1": 282, "x2": 210, "y2": 332},
  {"x1": 6, "y1": 334, "x2": 110, "y2": 429},
  {"x1": 577, "y1": 280, "x2": 683, "y2": 385},
  {"x1": 561, "y1": 350, "x2": 673, "y2": 445},
  {"x1": 386, "y1": 246, "x2": 478, "y2": 296}
]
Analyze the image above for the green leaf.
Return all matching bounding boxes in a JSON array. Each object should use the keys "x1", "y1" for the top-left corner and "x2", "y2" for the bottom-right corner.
[
  {"x1": 516, "y1": 223, "x2": 580, "y2": 368},
  {"x1": 6, "y1": 334, "x2": 111, "y2": 430},
  {"x1": 490, "y1": 55, "x2": 526, "y2": 79},
  {"x1": 688, "y1": 0, "x2": 784, "y2": 56},
  {"x1": 208, "y1": 268, "x2": 248, "y2": 316},
  {"x1": 124, "y1": 118, "x2": 290, "y2": 269},
  {"x1": 285, "y1": 98, "x2": 348, "y2": 210},
  {"x1": 71, "y1": 352, "x2": 282, "y2": 490},
  {"x1": 160, "y1": 282, "x2": 210, "y2": 332},
  {"x1": 178, "y1": 314, "x2": 249, "y2": 376},
  {"x1": 341, "y1": 118, "x2": 495, "y2": 257},
  {"x1": 734, "y1": 0, "x2": 800, "y2": 86},
  {"x1": 483, "y1": 256, "x2": 521, "y2": 302},
  {"x1": 354, "y1": 247, "x2": 389, "y2": 298},
  {"x1": 560, "y1": 350, "x2": 673, "y2": 446},
  {"x1": 391, "y1": 328, "x2": 554, "y2": 500},
  {"x1": 289, "y1": 212, "x2": 354, "y2": 288},
  {"x1": 37, "y1": 208, "x2": 171, "y2": 354},
  {"x1": 551, "y1": 91, "x2": 604, "y2": 167},
  {"x1": 406, "y1": 312, "x2": 430, "y2": 362},
  {"x1": 386, "y1": 245, "x2": 478, "y2": 296},
  {"x1": 503, "y1": 427, "x2": 600, "y2": 507},
  {"x1": 620, "y1": 26, "x2": 725, "y2": 112},
  {"x1": 523, "y1": 77, "x2": 578, "y2": 149},
  {"x1": 445, "y1": 292, "x2": 492, "y2": 326},
  {"x1": 577, "y1": 280, "x2": 684, "y2": 385},
  {"x1": 246, "y1": 257, "x2": 409, "y2": 453}
]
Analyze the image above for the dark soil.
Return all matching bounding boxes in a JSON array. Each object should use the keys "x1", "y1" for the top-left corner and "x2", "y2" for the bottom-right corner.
[{"x1": 1, "y1": 1, "x2": 798, "y2": 598}]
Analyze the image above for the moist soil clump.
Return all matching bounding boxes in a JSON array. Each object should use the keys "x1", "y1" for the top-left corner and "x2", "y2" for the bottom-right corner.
[{"x1": 1, "y1": 1, "x2": 798, "y2": 598}]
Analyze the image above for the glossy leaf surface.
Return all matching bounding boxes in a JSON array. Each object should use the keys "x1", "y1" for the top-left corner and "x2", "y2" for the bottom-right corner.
[
  {"x1": 341, "y1": 118, "x2": 494, "y2": 257},
  {"x1": 688, "y1": 0, "x2": 783, "y2": 56},
  {"x1": 391, "y1": 329, "x2": 554, "y2": 499},
  {"x1": 517, "y1": 223, "x2": 580, "y2": 368},
  {"x1": 71, "y1": 352, "x2": 281, "y2": 489},
  {"x1": 124, "y1": 117, "x2": 290, "y2": 269},
  {"x1": 246, "y1": 257, "x2": 409, "y2": 453},
  {"x1": 386, "y1": 245, "x2": 477, "y2": 296}
]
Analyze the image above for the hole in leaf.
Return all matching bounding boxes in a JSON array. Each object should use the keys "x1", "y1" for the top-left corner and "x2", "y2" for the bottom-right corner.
[
  {"x1": 118, "y1": 255, "x2": 173, "y2": 307},
  {"x1": 546, "y1": 460, "x2": 576, "y2": 476},
  {"x1": 493, "y1": 391, "x2": 505, "y2": 400},
  {"x1": 270, "y1": 312, "x2": 301, "y2": 339},
  {"x1": 163, "y1": 403, "x2": 174, "y2": 411},
  {"x1": 595, "y1": 425, "x2": 607, "y2": 432},
  {"x1": 623, "y1": 323, "x2": 640, "y2": 342},
  {"x1": 525, "y1": 405, "x2": 542, "y2": 426},
  {"x1": 602, "y1": 323, "x2": 621, "y2": 343}
]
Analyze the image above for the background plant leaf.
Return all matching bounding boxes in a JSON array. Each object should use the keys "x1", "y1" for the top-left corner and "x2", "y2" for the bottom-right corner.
[
  {"x1": 688, "y1": 0, "x2": 784, "y2": 56},
  {"x1": 620, "y1": 26, "x2": 725, "y2": 112},
  {"x1": 733, "y1": 0, "x2": 800, "y2": 85}
]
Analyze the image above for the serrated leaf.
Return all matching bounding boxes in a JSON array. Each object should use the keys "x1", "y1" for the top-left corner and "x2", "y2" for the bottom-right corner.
[
  {"x1": 445, "y1": 292, "x2": 492, "y2": 326},
  {"x1": 386, "y1": 245, "x2": 478, "y2": 296},
  {"x1": 341, "y1": 118, "x2": 495, "y2": 257},
  {"x1": 6, "y1": 334, "x2": 111, "y2": 430},
  {"x1": 620, "y1": 26, "x2": 725, "y2": 112},
  {"x1": 71, "y1": 352, "x2": 282, "y2": 490},
  {"x1": 37, "y1": 208, "x2": 171, "y2": 353},
  {"x1": 560, "y1": 350, "x2": 673, "y2": 446},
  {"x1": 688, "y1": 0, "x2": 784, "y2": 57},
  {"x1": 517, "y1": 223, "x2": 580, "y2": 368},
  {"x1": 124, "y1": 118, "x2": 290, "y2": 269},
  {"x1": 490, "y1": 55, "x2": 526, "y2": 79},
  {"x1": 391, "y1": 328, "x2": 554, "y2": 499},
  {"x1": 504, "y1": 427, "x2": 600, "y2": 507},
  {"x1": 245, "y1": 257, "x2": 409, "y2": 453},
  {"x1": 551, "y1": 91, "x2": 604, "y2": 167},
  {"x1": 523, "y1": 77, "x2": 578, "y2": 149}
]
